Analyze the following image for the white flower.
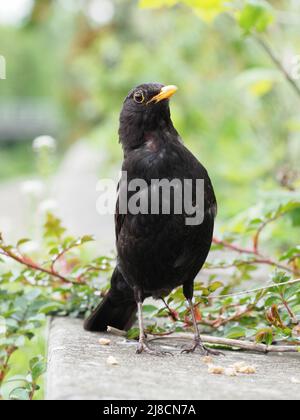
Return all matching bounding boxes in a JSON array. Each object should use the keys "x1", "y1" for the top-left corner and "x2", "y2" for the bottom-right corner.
[
  {"x1": 21, "y1": 180, "x2": 45, "y2": 197},
  {"x1": 38, "y1": 199, "x2": 58, "y2": 214},
  {"x1": 33, "y1": 135, "x2": 57, "y2": 151}
]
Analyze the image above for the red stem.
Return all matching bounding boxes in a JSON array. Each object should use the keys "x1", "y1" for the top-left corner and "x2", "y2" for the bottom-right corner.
[
  {"x1": 212, "y1": 238, "x2": 299, "y2": 276},
  {"x1": 213, "y1": 238, "x2": 257, "y2": 256},
  {"x1": 0, "y1": 249, "x2": 76, "y2": 285},
  {"x1": 50, "y1": 243, "x2": 83, "y2": 273}
]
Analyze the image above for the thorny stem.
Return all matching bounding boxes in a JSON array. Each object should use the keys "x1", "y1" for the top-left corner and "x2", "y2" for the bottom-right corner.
[
  {"x1": 213, "y1": 238, "x2": 257, "y2": 256},
  {"x1": 213, "y1": 205, "x2": 300, "y2": 276},
  {"x1": 188, "y1": 303, "x2": 257, "y2": 329},
  {"x1": 50, "y1": 242, "x2": 83, "y2": 273},
  {"x1": 0, "y1": 346, "x2": 17, "y2": 386},
  {"x1": 107, "y1": 326, "x2": 300, "y2": 354},
  {"x1": 278, "y1": 290, "x2": 298, "y2": 324},
  {"x1": 207, "y1": 278, "x2": 300, "y2": 301},
  {"x1": 211, "y1": 305, "x2": 256, "y2": 328},
  {"x1": 29, "y1": 383, "x2": 37, "y2": 401},
  {"x1": 206, "y1": 257, "x2": 297, "y2": 275},
  {"x1": 0, "y1": 248, "x2": 78, "y2": 285},
  {"x1": 76, "y1": 265, "x2": 105, "y2": 284},
  {"x1": 253, "y1": 215, "x2": 281, "y2": 254},
  {"x1": 212, "y1": 238, "x2": 300, "y2": 276},
  {"x1": 161, "y1": 297, "x2": 179, "y2": 322},
  {"x1": 148, "y1": 333, "x2": 299, "y2": 354},
  {"x1": 255, "y1": 35, "x2": 300, "y2": 100}
]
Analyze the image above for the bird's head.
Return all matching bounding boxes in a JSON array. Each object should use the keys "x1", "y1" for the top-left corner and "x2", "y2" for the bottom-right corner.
[{"x1": 119, "y1": 83, "x2": 178, "y2": 154}]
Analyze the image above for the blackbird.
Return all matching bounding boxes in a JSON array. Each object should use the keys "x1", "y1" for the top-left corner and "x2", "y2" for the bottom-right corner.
[{"x1": 84, "y1": 83, "x2": 219, "y2": 356}]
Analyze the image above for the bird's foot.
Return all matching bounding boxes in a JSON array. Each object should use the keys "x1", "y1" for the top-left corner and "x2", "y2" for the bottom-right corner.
[
  {"x1": 181, "y1": 339, "x2": 224, "y2": 357},
  {"x1": 136, "y1": 340, "x2": 173, "y2": 357}
]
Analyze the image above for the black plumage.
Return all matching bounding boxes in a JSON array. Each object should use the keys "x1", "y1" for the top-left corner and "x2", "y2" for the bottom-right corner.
[{"x1": 84, "y1": 83, "x2": 220, "y2": 356}]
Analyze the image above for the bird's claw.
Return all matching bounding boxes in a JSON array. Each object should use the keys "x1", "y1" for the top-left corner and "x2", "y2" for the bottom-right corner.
[
  {"x1": 136, "y1": 340, "x2": 173, "y2": 357},
  {"x1": 181, "y1": 339, "x2": 224, "y2": 357}
]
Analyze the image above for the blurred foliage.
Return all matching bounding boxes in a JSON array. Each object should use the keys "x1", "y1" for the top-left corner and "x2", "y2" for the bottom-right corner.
[
  {"x1": 0, "y1": 143, "x2": 35, "y2": 180},
  {"x1": 0, "y1": 0, "x2": 299, "y2": 219}
]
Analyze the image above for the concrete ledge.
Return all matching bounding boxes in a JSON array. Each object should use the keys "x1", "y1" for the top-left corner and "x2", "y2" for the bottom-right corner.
[{"x1": 46, "y1": 317, "x2": 300, "y2": 400}]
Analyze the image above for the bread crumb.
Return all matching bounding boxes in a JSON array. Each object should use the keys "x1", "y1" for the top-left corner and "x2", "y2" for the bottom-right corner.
[
  {"x1": 99, "y1": 338, "x2": 111, "y2": 346},
  {"x1": 232, "y1": 361, "x2": 247, "y2": 370},
  {"x1": 237, "y1": 365, "x2": 256, "y2": 375},
  {"x1": 207, "y1": 360, "x2": 256, "y2": 377},
  {"x1": 230, "y1": 361, "x2": 256, "y2": 375},
  {"x1": 208, "y1": 365, "x2": 225, "y2": 375},
  {"x1": 107, "y1": 356, "x2": 119, "y2": 366},
  {"x1": 202, "y1": 356, "x2": 213, "y2": 364}
]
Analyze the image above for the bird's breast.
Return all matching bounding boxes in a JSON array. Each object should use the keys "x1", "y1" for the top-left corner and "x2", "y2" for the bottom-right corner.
[{"x1": 144, "y1": 132, "x2": 161, "y2": 154}]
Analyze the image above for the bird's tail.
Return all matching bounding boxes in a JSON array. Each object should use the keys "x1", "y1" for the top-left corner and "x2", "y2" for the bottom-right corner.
[{"x1": 84, "y1": 267, "x2": 137, "y2": 332}]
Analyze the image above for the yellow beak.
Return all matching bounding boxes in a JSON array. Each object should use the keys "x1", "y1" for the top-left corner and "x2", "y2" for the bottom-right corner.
[{"x1": 147, "y1": 85, "x2": 178, "y2": 105}]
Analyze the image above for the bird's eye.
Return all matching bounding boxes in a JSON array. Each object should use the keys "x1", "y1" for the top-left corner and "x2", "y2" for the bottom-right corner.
[{"x1": 133, "y1": 91, "x2": 145, "y2": 104}]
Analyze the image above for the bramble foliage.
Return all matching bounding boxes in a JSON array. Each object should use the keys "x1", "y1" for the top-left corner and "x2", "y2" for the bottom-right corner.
[
  {"x1": 1, "y1": 197, "x2": 300, "y2": 399},
  {"x1": 0, "y1": 213, "x2": 114, "y2": 400},
  {"x1": 127, "y1": 197, "x2": 300, "y2": 345}
]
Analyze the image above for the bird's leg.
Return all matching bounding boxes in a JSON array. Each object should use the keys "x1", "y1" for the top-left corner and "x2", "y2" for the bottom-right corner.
[
  {"x1": 181, "y1": 299, "x2": 224, "y2": 356},
  {"x1": 135, "y1": 290, "x2": 172, "y2": 356}
]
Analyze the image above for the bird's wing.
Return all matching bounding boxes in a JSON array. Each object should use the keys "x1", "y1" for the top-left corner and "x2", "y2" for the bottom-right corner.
[{"x1": 115, "y1": 182, "x2": 125, "y2": 241}]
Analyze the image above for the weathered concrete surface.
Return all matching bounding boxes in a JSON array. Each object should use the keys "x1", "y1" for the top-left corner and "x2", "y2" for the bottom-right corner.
[{"x1": 46, "y1": 317, "x2": 300, "y2": 400}]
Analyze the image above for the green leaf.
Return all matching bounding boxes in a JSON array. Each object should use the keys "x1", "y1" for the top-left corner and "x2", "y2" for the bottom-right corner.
[
  {"x1": 30, "y1": 357, "x2": 46, "y2": 381},
  {"x1": 265, "y1": 296, "x2": 281, "y2": 307},
  {"x1": 126, "y1": 327, "x2": 140, "y2": 340},
  {"x1": 25, "y1": 289, "x2": 41, "y2": 301},
  {"x1": 271, "y1": 271, "x2": 291, "y2": 285},
  {"x1": 209, "y1": 281, "x2": 224, "y2": 293},
  {"x1": 255, "y1": 328, "x2": 273, "y2": 345},
  {"x1": 39, "y1": 303, "x2": 63, "y2": 314},
  {"x1": 80, "y1": 235, "x2": 95, "y2": 244},
  {"x1": 284, "y1": 284, "x2": 300, "y2": 301},
  {"x1": 14, "y1": 335, "x2": 26, "y2": 347},
  {"x1": 17, "y1": 238, "x2": 31, "y2": 247},
  {"x1": 44, "y1": 213, "x2": 66, "y2": 239},
  {"x1": 49, "y1": 247, "x2": 60, "y2": 256},
  {"x1": 9, "y1": 387, "x2": 30, "y2": 401},
  {"x1": 238, "y1": 1, "x2": 274, "y2": 34},
  {"x1": 279, "y1": 246, "x2": 300, "y2": 262},
  {"x1": 143, "y1": 305, "x2": 159, "y2": 314},
  {"x1": 290, "y1": 208, "x2": 300, "y2": 226},
  {"x1": 4, "y1": 375, "x2": 30, "y2": 384},
  {"x1": 226, "y1": 327, "x2": 246, "y2": 339}
]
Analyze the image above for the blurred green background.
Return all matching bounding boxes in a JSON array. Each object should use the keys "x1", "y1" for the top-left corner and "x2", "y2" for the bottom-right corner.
[{"x1": 0, "y1": 0, "x2": 299, "y2": 221}]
